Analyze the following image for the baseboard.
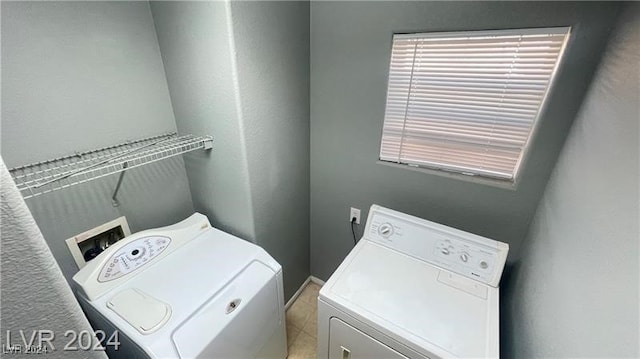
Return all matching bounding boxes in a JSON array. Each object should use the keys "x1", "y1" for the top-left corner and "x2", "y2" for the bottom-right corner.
[
  {"x1": 285, "y1": 275, "x2": 327, "y2": 311},
  {"x1": 285, "y1": 276, "x2": 311, "y2": 310},
  {"x1": 310, "y1": 275, "x2": 326, "y2": 286},
  {"x1": 284, "y1": 275, "x2": 324, "y2": 310}
]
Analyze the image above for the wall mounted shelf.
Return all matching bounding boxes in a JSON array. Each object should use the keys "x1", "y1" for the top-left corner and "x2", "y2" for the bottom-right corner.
[{"x1": 9, "y1": 133, "x2": 213, "y2": 204}]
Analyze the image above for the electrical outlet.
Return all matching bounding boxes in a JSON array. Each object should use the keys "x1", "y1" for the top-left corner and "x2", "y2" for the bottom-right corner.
[{"x1": 350, "y1": 207, "x2": 361, "y2": 224}]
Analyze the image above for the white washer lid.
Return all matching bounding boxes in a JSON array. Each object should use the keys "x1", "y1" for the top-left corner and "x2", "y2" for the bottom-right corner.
[{"x1": 320, "y1": 240, "x2": 500, "y2": 358}]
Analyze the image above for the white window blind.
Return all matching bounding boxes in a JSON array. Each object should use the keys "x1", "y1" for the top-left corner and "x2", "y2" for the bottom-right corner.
[{"x1": 380, "y1": 27, "x2": 570, "y2": 181}]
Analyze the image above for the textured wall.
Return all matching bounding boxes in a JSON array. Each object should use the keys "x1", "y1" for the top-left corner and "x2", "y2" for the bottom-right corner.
[
  {"x1": 504, "y1": 4, "x2": 639, "y2": 357},
  {"x1": 151, "y1": 1, "x2": 256, "y2": 242},
  {"x1": 151, "y1": 1, "x2": 311, "y2": 300},
  {"x1": 1, "y1": 1, "x2": 195, "y2": 283},
  {"x1": 229, "y1": 0, "x2": 311, "y2": 300},
  {"x1": 309, "y1": 1, "x2": 621, "y2": 281},
  {"x1": 1, "y1": 160, "x2": 107, "y2": 359}
]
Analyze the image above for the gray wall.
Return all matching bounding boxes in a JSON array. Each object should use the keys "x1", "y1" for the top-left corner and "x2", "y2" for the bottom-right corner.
[
  {"x1": 150, "y1": 1, "x2": 256, "y2": 241},
  {"x1": 229, "y1": 1, "x2": 311, "y2": 300},
  {"x1": 2, "y1": 1, "x2": 177, "y2": 165},
  {"x1": 309, "y1": 1, "x2": 622, "y2": 280},
  {"x1": 1, "y1": 1, "x2": 194, "y2": 283},
  {"x1": 151, "y1": 1, "x2": 310, "y2": 300},
  {"x1": 504, "y1": 4, "x2": 640, "y2": 357}
]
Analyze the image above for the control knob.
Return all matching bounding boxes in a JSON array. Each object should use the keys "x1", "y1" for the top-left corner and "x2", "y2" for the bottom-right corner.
[
  {"x1": 378, "y1": 223, "x2": 394, "y2": 238},
  {"x1": 441, "y1": 240, "x2": 453, "y2": 255},
  {"x1": 460, "y1": 252, "x2": 470, "y2": 262}
]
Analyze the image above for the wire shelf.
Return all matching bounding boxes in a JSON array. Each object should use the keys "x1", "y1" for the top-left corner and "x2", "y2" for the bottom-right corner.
[{"x1": 9, "y1": 133, "x2": 213, "y2": 200}]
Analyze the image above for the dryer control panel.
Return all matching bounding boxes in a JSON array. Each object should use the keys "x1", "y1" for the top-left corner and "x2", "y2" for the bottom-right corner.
[{"x1": 365, "y1": 205, "x2": 508, "y2": 287}]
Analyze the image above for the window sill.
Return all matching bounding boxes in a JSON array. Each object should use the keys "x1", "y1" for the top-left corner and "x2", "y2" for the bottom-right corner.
[{"x1": 376, "y1": 160, "x2": 518, "y2": 191}]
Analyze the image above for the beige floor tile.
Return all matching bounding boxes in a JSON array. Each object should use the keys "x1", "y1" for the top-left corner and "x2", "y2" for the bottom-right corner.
[
  {"x1": 301, "y1": 312, "x2": 318, "y2": 338},
  {"x1": 298, "y1": 283, "x2": 321, "y2": 305},
  {"x1": 286, "y1": 299, "x2": 313, "y2": 331},
  {"x1": 287, "y1": 331, "x2": 317, "y2": 359},
  {"x1": 286, "y1": 324, "x2": 301, "y2": 348},
  {"x1": 286, "y1": 282, "x2": 322, "y2": 357}
]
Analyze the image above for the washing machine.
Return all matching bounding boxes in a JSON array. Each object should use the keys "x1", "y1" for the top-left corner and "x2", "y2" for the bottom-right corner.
[
  {"x1": 317, "y1": 205, "x2": 509, "y2": 358},
  {"x1": 73, "y1": 213, "x2": 287, "y2": 358}
]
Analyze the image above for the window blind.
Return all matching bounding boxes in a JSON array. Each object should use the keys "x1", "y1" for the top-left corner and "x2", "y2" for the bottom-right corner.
[{"x1": 379, "y1": 27, "x2": 570, "y2": 181}]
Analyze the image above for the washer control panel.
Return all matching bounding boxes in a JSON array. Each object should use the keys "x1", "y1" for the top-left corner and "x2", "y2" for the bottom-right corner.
[
  {"x1": 73, "y1": 213, "x2": 212, "y2": 301},
  {"x1": 98, "y1": 236, "x2": 171, "y2": 282},
  {"x1": 366, "y1": 206, "x2": 508, "y2": 287}
]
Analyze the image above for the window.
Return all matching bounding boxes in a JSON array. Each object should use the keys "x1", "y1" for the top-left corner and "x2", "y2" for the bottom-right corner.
[{"x1": 379, "y1": 27, "x2": 571, "y2": 182}]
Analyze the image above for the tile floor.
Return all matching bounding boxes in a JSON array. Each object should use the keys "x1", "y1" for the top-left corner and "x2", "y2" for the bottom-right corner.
[{"x1": 286, "y1": 282, "x2": 321, "y2": 359}]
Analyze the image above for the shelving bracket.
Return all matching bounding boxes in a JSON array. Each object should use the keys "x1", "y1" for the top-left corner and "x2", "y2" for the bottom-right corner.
[{"x1": 111, "y1": 162, "x2": 129, "y2": 207}]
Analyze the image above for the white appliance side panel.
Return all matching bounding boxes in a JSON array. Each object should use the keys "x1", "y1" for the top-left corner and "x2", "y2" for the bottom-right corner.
[
  {"x1": 329, "y1": 317, "x2": 408, "y2": 359},
  {"x1": 77, "y1": 297, "x2": 149, "y2": 359},
  {"x1": 326, "y1": 241, "x2": 496, "y2": 358},
  {"x1": 172, "y1": 261, "x2": 286, "y2": 359}
]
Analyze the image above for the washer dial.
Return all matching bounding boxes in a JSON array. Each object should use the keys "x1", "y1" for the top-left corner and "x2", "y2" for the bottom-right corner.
[{"x1": 378, "y1": 223, "x2": 394, "y2": 238}]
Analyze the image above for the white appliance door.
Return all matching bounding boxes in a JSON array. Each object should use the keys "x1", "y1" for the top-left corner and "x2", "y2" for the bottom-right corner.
[
  {"x1": 329, "y1": 317, "x2": 409, "y2": 359},
  {"x1": 171, "y1": 261, "x2": 285, "y2": 358}
]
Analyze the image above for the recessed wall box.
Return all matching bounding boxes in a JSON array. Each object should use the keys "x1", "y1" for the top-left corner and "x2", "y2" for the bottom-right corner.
[{"x1": 66, "y1": 217, "x2": 131, "y2": 269}]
